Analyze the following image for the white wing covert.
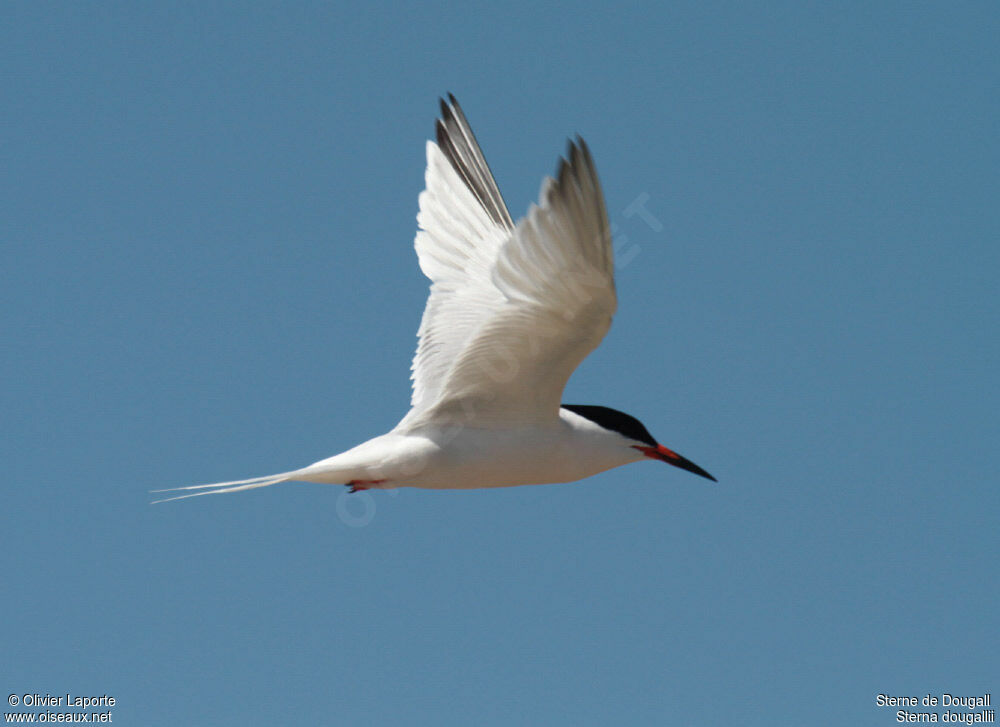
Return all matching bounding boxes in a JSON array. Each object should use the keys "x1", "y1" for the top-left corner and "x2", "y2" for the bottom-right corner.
[
  {"x1": 403, "y1": 96, "x2": 616, "y2": 429},
  {"x1": 408, "y1": 97, "x2": 514, "y2": 414}
]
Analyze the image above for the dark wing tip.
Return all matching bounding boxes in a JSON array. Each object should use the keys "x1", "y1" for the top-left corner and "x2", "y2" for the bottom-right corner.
[
  {"x1": 556, "y1": 151, "x2": 570, "y2": 187},
  {"x1": 556, "y1": 136, "x2": 592, "y2": 183},
  {"x1": 431, "y1": 93, "x2": 515, "y2": 231}
]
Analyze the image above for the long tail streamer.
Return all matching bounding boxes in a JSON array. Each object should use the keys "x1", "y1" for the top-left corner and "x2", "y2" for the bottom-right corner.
[{"x1": 151, "y1": 472, "x2": 295, "y2": 504}]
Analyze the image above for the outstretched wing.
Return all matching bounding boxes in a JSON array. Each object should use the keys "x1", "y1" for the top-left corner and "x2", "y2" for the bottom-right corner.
[
  {"x1": 402, "y1": 97, "x2": 616, "y2": 429},
  {"x1": 407, "y1": 95, "x2": 515, "y2": 415}
]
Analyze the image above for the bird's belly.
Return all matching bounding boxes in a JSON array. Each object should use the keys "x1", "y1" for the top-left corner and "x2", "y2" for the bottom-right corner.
[{"x1": 396, "y1": 430, "x2": 618, "y2": 490}]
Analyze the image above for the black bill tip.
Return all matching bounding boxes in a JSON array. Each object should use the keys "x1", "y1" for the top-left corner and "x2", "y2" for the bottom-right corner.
[
  {"x1": 670, "y1": 453, "x2": 717, "y2": 482},
  {"x1": 635, "y1": 444, "x2": 718, "y2": 482}
]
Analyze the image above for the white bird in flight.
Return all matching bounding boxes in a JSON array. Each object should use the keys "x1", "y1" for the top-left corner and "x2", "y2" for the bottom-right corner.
[{"x1": 154, "y1": 95, "x2": 714, "y2": 503}]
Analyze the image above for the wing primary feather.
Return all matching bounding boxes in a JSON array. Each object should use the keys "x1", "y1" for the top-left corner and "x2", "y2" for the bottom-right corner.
[
  {"x1": 435, "y1": 118, "x2": 494, "y2": 226},
  {"x1": 435, "y1": 95, "x2": 515, "y2": 231},
  {"x1": 438, "y1": 104, "x2": 506, "y2": 229},
  {"x1": 445, "y1": 96, "x2": 509, "y2": 226}
]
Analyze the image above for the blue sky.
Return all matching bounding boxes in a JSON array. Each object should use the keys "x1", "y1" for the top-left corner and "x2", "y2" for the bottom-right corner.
[{"x1": 3, "y1": 2, "x2": 997, "y2": 725}]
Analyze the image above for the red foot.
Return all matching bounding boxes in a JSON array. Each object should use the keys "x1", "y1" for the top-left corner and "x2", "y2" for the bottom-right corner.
[{"x1": 347, "y1": 479, "x2": 387, "y2": 493}]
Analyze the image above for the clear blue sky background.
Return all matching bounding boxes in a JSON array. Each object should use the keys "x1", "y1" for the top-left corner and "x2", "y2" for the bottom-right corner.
[{"x1": 3, "y1": 3, "x2": 997, "y2": 725}]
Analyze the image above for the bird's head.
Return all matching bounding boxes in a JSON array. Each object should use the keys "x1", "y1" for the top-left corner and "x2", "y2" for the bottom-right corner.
[{"x1": 561, "y1": 404, "x2": 716, "y2": 482}]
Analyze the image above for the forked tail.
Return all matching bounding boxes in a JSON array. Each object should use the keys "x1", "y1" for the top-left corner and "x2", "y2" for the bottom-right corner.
[{"x1": 151, "y1": 471, "x2": 300, "y2": 504}]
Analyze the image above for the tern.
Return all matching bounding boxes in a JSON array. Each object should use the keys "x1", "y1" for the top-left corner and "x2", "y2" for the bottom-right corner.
[{"x1": 154, "y1": 95, "x2": 715, "y2": 503}]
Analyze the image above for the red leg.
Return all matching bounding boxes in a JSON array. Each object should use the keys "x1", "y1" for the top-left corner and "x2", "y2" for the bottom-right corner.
[{"x1": 347, "y1": 479, "x2": 387, "y2": 493}]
